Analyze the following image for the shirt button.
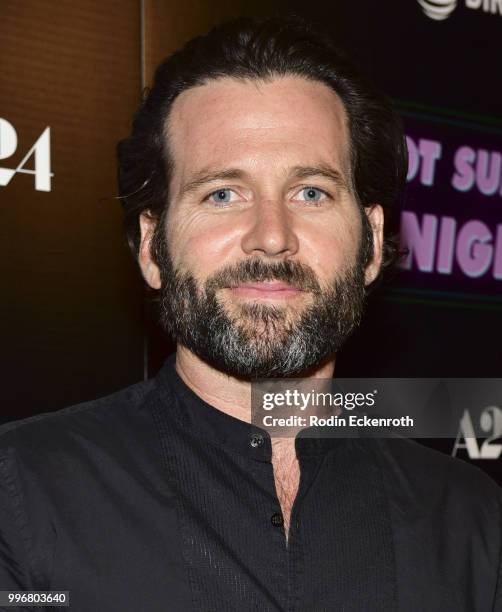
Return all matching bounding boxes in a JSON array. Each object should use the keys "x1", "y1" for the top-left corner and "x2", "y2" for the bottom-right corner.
[
  {"x1": 271, "y1": 512, "x2": 284, "y2": 528},
  {"x1": 250, "y1": 433, "x2": 264, "y2": 448}
]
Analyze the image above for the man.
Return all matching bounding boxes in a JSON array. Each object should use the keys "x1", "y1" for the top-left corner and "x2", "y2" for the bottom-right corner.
[{"x1": 0, "y1": 16, "x2": 500, "y2": 612}]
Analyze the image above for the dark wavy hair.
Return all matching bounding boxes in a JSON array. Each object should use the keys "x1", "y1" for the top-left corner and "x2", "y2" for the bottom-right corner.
[{"x1": 117, "y1": 15, "x2": 407, "y2": 286}]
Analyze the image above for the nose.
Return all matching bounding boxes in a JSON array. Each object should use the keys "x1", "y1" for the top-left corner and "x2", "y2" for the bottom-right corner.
[{"x1": 240, "y1": 198, "x2": 299, "y2": 258}]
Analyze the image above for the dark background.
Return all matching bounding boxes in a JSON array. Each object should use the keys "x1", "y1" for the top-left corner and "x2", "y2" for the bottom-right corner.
[{"x1": 2, "y1": 1, "x2": 501, "y2": 482}]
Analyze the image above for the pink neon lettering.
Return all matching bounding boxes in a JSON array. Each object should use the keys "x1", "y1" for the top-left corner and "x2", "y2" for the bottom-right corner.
[
  {"x1": 436, "y1": 217, "x2": 456, "y2": 274},
  {"x1": 400, "y1": 212, "x2": 437, "y2": 272},
  {"x1": 452, "y1": 146, "x2": 476, "y2": 192},
  {"x1": 476, "y1": 150, "x2": 501, "y2": 196},
  {"x1": 456, "y1": 220, "x2": 493, "y2": 278}
]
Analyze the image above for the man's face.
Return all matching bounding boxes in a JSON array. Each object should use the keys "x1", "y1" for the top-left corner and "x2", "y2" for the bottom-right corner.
[{"x1": 140, "y1": 75, "x2": 383, "y2": 377}]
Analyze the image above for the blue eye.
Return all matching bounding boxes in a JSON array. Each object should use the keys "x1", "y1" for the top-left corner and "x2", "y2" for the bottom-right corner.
[
  {"x1": 299, "y1": 187, "x2": 325, "y2": 202},
  {"x1": 209, "y1": 188, "x2": 233, "y2": 203}
]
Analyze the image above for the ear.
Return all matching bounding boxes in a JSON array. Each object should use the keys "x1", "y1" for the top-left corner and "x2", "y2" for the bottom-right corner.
[
  {"x1": 363, "y1": 204, "x2": 384, "y2": 286},
  {"x1": 138, "y1": 211, "x2": 162, "y2": 290}
]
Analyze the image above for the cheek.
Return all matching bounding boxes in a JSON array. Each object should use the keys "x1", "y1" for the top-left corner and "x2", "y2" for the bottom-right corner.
[
  {"x1": 300, "y1": 208, "x2": 362, "y2": 278},
  {"x1": 166, "y1": 211, "x2": 241, "y2": 277}
]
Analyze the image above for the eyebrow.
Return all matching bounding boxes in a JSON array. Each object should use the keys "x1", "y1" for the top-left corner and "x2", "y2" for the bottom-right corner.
[
  {"x1": 289, "y1": 165, "x2": 350, "y2": 192},
  {"x1": 179, "y1": 169, "x2": 246, "y2": 198},
  {"x1": 178, "y1": 164, "x2": 350, "y2": 198}
]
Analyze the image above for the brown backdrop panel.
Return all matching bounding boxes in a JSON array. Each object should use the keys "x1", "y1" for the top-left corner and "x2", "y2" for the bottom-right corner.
[
  {"x1": 1, "y1": 0, "x2": 145, "y2": 422},
  {"x1": 143, "y1": 0, "x2": 273, "y2": 88}
]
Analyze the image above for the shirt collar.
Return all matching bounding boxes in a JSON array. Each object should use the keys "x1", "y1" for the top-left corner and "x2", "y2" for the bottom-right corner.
[{"x1": 155, "y1": 352, "x2": 346, "y2": 462}]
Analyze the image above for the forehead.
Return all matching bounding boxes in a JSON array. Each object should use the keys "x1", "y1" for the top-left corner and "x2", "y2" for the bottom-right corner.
[{"x1": 165, "y1": 75, "x2": 351, "y2": 186}]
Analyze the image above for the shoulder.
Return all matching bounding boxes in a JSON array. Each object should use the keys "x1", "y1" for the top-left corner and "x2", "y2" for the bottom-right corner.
[
  {"x1": 370, "y1": 434, "x2": 502, "y2": 519},
  {"x1": 0, "y1": 378, "x2": 157, "y2": 457}
]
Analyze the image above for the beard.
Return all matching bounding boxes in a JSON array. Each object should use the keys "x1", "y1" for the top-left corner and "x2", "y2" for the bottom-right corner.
[{"x1": 153, "y1": 230, "x2": 367, "y2": 379}]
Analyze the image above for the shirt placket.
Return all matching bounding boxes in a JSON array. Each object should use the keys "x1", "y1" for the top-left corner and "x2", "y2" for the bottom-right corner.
[
  {"x1": 250, "y1": 434, "x2": 327, "y2": 612},
  {"x1": 286, "y1": 451, "x2": 327, "y2": 612},
  {"x1": 248, "y1": 434, "x2": 291, "y2": 609}
]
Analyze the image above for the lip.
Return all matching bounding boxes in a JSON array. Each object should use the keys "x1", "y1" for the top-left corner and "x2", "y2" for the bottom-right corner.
[{"x1": 227, "y1": 282, "x2": 303, "y2": 299}]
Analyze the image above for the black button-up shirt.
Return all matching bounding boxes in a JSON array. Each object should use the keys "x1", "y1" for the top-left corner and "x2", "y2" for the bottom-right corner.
[{"x1": 0, "y1": 354, "x2": 501, "y2": 611}]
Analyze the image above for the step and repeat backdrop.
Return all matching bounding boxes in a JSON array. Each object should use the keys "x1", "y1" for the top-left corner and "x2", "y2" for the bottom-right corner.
[{"x1": 2, "y1": 1, "x2": 501, "y2": 483}]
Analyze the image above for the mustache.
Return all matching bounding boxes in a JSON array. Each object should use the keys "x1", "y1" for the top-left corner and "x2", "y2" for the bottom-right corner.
[{"x1": 205, "y1": 258, "x2": 322, "y2": 293}]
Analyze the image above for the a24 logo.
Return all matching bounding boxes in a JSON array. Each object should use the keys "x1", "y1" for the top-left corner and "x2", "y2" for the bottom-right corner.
[
  {"x1": 452, "y1": 405, "x2": 502, "y2": 459},
  {"x1": 0, "y1": 118, "x2": 53, "y2": 192}
]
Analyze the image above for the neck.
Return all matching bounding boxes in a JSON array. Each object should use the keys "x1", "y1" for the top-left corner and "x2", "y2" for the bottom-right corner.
[{"x1": 174, "y1": 344, "x2": 336, "y2": 423}]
